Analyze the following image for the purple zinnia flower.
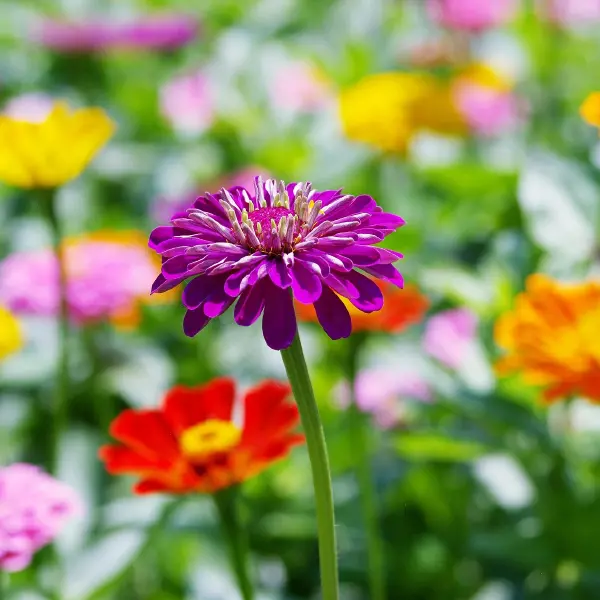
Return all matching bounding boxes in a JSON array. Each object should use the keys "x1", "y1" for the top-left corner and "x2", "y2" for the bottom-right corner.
[
  {"x1": 149, "y1": 177, "x2": 405, "y2": 350},
  {"x1": 32, "y1": 14, "x2": 199, "y2": 53},
  {"x1": 0, "y1": 464, "x2": 81, "y2": 572}
]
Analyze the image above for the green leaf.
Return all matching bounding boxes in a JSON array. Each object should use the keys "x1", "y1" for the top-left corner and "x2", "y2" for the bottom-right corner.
[{"x1": 395, "y1": 433, "x2": 489, "y2": 462}]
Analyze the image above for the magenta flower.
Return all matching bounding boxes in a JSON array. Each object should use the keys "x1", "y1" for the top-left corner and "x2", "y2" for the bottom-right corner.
[
  {"x1": 149, "y1": 177, "x2": 405, "y2": 350},
  {"x1": 0, "y1": 233, "x2": 160, "y2": 326},
  {"x1": 426, "y1": 0, "x2": 519, "y2": 31},
  {"x1": 423, "y1": 308, "x2": 478, "y2": 369},
  {"x1": 0, "y1": 464, "x2": 81, "y2": 572},
  {"x1": 538, "y1": 0, "x2": 600, "y2": 24},
  {"x1": 160, "y1": 69, "x2": 214, "y2": 136},
  {"x1": 336, "y1": 368, "x2": 432, "y2": 429},
  {"x1": 32, "y1": 14, "x2": 199, "y2": 52},
  {"x1": 455, "y1": 84, "x2": 522, "y2": 137}
]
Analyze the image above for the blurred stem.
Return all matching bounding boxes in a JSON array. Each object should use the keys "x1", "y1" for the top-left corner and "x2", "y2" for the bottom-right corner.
[
  {"x1": 280, "y1": 331, "x2": 339, "y2": 600},
  {"x1": 41, "y1": 189, "x2": 69, "y2": 474},
  {"x1": 346, "y1": 333, "x2": 386, "y2": 600},
  {"x1": 213, "y1": 486, "x2": 254, "y2": 600}
]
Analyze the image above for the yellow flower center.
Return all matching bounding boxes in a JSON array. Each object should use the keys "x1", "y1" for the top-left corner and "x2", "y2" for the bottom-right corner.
[{"x1": 179, "y1": 419, "x2": 241, "y2": 460}]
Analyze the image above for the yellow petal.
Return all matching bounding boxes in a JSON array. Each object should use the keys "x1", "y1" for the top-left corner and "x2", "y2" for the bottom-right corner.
[
  {"x1": 0, "y1": 307, "x2": 23, "y2": 360},
  {"x1": 580, "y1": 92, "x2": 600, "y2": 128},
  {"x1": 0, "y1": 101, "x2": 115, "y2": 189}
]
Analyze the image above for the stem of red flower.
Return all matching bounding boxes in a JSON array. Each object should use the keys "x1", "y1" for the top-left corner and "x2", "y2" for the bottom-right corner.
[
  {"x1": 346, "y1": 333, "x2": 386, "y2": 600},
  {"x1": 280, "y1": 331, "x2": 339, "y2": 600},
  {"x1": 213, "y1": 486, "x2": 254, "y2": 600},
  {"x1": 41, "y1": 189, "x2": 70, "y2": 474}
]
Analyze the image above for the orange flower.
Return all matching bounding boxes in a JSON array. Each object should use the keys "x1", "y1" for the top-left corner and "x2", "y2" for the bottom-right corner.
[
  {"x1": 99, "y1": 378, "x2": 304, "y2": 494},
  {"x1": 495, "y1": 274, "x2": 600, "y2": 403},
  {"x1": 296, "y1": 282, "x2": 429, "y2": 333},
  {"x1": 580, "y1": 92, "x2": 600, "y2": 130}
]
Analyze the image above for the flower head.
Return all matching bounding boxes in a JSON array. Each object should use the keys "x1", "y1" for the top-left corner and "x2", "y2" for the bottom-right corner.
[
  {"x1": 335, "y1": 368, "x2": 432, "y2": 429},
  {"x1": 495, "y1": 275, "x2": 600, "y2": 403},
  {"x1": 580, "y1": 92, "x2": 600, "y2": 131},
  {"x1": 33, "y1": 14, "x2": 199, "y2": 52},
  {"x1": 424, "y1": 308, "x2": 478, "y2": 369},
  {"x1": 296, "y1": 282, "x2": 428, "y2": 333},
  {"x1": 426, "y1": 0, "x2": 519, "y2": 31},
  {"x1": 537, "y1": 0, "x2": 600, "y2": 24},
  {"x1": 149, "y1": 177, "x2": 405, "y2": 350},
  {"x1": 0, "y1": 101, "x2": 114, "y2": 189},
  {"x1": 100, "y1": 378, "x2": 304, "y2": 494},
  {"x1": 0, "y1": 231, "x2": 166, "y2": 328},
  {"x1": 339, "y1": 72, "x2": 466, "y2": 154},
  {"x1": 0, "y1": 306, "x2": 23, "y2": 360},
  {"x1": 160, "y1": 69, "x2": 214, "y2": 136},
  {"x1": 0, "y1": 464, "x2": 81, "y2": 572}
]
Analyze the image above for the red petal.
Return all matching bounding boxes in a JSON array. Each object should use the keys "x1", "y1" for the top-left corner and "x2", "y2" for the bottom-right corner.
[
  {"x1": 99, "y1": 445, "x2": 175, "y2": 474},
  {"x1": 109, "y1": 410, "x2": 180, "y2": 460},
  {"x1": 133, "y1": 479, "x2": 175, "y2": 495},
  {"x1": 162, "y1": 378, "x2": 236, "y2": 435}
]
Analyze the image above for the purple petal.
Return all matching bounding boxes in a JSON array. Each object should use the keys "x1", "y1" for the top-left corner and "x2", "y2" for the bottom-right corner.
[
  {"x1": 367, "y1": 212, "x2": 405, "y2": 231},
  {"x1": 291, "y1": 259, "x2": 323, "y2": 304},
  {"x1": 162, "y1": 255, "x2": 196, "y2": 279},
  {"x1": 182, "y1": 275, "x2": 226, "y2": 310},
  {"x1": 262, "y1": 282, "x2": 297, "y2": 350},
  {"x1": 151, "y1": 273, "x2": 183, "y2": 295},
  {"x1": 149, "y1": 226, "x2": 177, "y2": 250},
  {"x1": 344, "y1": 271, "x2": 384, "y2": 313},
  {"x1": 323, "y1": 272, "x2": 360, "y2": 299},
  {"x1": 339, "y1": 245, "x2": 381, "y2": 267},
  {"x1": 234, "y1": 279, "x2": 267, "y2": 326},
  {"x1": 268, "y1": 258, "x2": 292, "y2": 289},
  {"x1": 183, "y1": 308, "x2": 211, "y2": 337},
  {"x1": 363, "y1": 264, "x2": 404, "y2": 288},
  {"x1": 313, "y1": 285, "x2": 352, "y2": 340},
  {"x1": 203, "y1": 287, "x2": 235, "y2": 318}
]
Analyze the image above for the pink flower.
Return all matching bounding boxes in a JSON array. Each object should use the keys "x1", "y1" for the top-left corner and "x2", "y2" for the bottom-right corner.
[
  {"x1": 537, "y1": 0, "x2": 600, "y2": 24},
  {"x1": 336, "y1": 368, "x2": 432, "y2": 429},
  {"x1": 160, "y1": 70, "x2": 214, "y2": 136},
  {"x1": 269, "y1": 61, "x2": 332, "y2": 113},
  {"x1": 32, "y1": 14, "x2": 199, "y2": 52},
  {"x1": 0, "y1": 233, "x2": 160, "y2": 327},
  {"x1": 423, "y1": 308, "x2": 478, "y2": 370},
  {"x1": 0, "y1": 464, "x2": 81, "y2": 572},
  {"x1": 426, "y1": 0, "x2": 519, "y2": 31},
  {"x1": 454, "y1": 84, "x2": 522, "y2": 136},
  {"x1": 3, "y1": 94, "x2": 55, "y2": 123}
]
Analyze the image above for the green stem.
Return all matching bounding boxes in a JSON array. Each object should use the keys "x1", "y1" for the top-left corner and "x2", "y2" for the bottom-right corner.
[
  {"x1": 280, "y1": 331, "x2": 339, "y2": 600},
  {"x1": 213, "y1": 486, "x2": 254, "y2": 600},
  {"x1": 41, "y1": 189, "x2": 69, "y2": 473},
  {"x1": 346, "y1": 334, "x2": 386, "y2": 600}
]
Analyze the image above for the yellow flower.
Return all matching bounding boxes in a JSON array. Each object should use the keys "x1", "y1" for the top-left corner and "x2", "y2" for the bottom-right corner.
[
  {"x1": 0, "y1": 307, "x2": 23, "y2": 360},
  {"x1": 339, "y1": 72, "x2": 466, "y2": 154},
  {"x1": 0, "y1": 101, "x2": 115, "y2": 189},
  {"x1": 580, "y1": 92, "x2": 600, "y2": 130},
  {"x1": 495, "y1": 274, "x2": 600, "y2": 403},
  {"x1": 453, "y1": 63, "x2": 513, "y2": 93}
]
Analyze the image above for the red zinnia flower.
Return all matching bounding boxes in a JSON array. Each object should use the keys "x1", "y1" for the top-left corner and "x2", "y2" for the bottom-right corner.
[{"x1": 99, "y1": 378, "x2": 304, "y2": 494}]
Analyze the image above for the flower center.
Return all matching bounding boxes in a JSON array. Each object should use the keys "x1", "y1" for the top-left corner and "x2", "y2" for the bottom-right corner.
[
  {"x1": 179, "y1": 419, "x2": 241, "y2": 460},
  {"x1": 247, "y1": 206, "x2": 294, "y2": 232}
]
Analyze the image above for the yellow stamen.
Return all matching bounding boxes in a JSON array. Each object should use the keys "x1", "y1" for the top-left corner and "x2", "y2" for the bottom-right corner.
[{"x1": 179, "y1": 419, "x2": 241, "y2": 460}]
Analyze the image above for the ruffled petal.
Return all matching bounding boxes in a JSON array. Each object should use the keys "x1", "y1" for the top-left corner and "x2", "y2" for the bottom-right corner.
[
  {"x1": 234, "y1": 279, "x2": 267, "y2": 326},
  {"x1": 268, "y1": 258, "x2": 292, "y2": 289},
  {"x1": 262, "y1": 281, "x2": 297, "y2": 350},
  {"x1": 363, "y1": 263, "x2": 404, "y2": 288},
  {"x1": 291, "y1": 259, "x2": 323, "y2": 304},
  {"x1": 344, "y1": 270, "x2": 384, "y2": 313},
  {"x1": 183, "y1": 307, "x2": 211, "y2": 337}
]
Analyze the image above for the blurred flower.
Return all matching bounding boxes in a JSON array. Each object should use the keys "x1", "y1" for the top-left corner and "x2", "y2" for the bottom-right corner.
[
  {"x1": 33, "y1": 14, "x2": 199, "y2": 52},
  {"x1": 336, "y1": 369, "x2": 432, "y2": 429},
  {"x1": 0, "y1": 464, "x2": 81, "y2": 572},
  {"x1": 269, "y1": 60, "x2": 333, "y2": 113},
  {"x1": 0, "y1": 231, "x2": 166, "y2": 328},
  {"x1": 495, "y1": 275, "x2": 600, "y2": 403},
  {"x1": 149, "y1": 177, "x2": 405, "y2": 350},
  {"x1": 426, "y1": 0, "x2": 519, "y2": 31},
  {"x1": 452, "y1": 64, "x2": 522, "y2": 137},
  {"x1": 160, "y1": 69, "x2": 214, "y2": 136},
  {"x1": 3, "y1": 93, "x2": 54, "y2": 123},
  {"x1": 423, "y1": 308, "x2": 478, "y2": 369},
  {"x1": 339, "y1": 72, "x2": 466, "y2": 154},
  {"x1": 100, "y1": 378, "x2": 304, "y2": 494},
  {"x1": 407, "y1": 37, "x2": 469, "y2": 68},
  {"x1": 580, "y1": 92, "x2": 600, "y2": 131},
  {"x1": 297, "y1": 282, "x2": 428, "y2": 333},
  {"x1": 0, "y1": 306, "x2": 23, "y2": 360},
  {"x1": 537, "y1": 0, "x2": 600, "y2": 24},
  {"x1": 0, "y1": 101, "x2": 114, "y2": 189}
]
